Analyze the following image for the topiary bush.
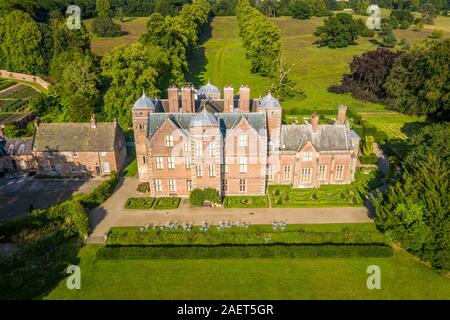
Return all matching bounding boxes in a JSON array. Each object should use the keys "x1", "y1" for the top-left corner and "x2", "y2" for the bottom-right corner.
[{"x1": 137, "y1": 182, "x2": 150, "y2": 193}]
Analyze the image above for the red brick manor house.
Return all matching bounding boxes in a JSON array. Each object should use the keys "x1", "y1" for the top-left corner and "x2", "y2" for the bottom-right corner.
[{"x1": 132, "y1": 82, "x2": 360, "y2": 197}]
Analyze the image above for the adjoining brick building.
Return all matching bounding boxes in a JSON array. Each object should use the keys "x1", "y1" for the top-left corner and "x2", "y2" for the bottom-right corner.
[
  {"x1": 0, "y1": 116, "x2": 127, "y2": 177},
  {"x1": 132, "y1": 82, "x2": 361, "y2": 197}
]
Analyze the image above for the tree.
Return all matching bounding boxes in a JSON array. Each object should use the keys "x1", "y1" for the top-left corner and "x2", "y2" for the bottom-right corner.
[
  {"x1": 420, "y1": 2, "x2": 437, "y2": 24},
  {"x1": 379, "y1": 18, "x2": 397, "y2": 47},
  {"x1": 390, "y1": 9, "x2": 415, "y2": 29},
  {"x1": 270, "y1": 56, "x2": 300, "y2": 99},
  {"x1": 354, "y1": 0, "x2": 370, "y2": 15},
  {"x1": 384, "y1": 39, "x2": 450, "y2": 120},
  {"x1": 96, "y1": 0, "x2": 111, "y2": 18},
  {"x1": 290, "y1": 0, "x2": 312, "y2": 20},
  {"x1": 362, "y1": 135, "x2": 375, "y2": 156},
  {"x1": 309, "y1": 0, "x2": 331, "y2": 17},
  {"x1": 372, "y1": 124, "x2": 450, "y2": 269},
  {"x1": 313, "y1": 13, "x2": 365, "y2": 48},
  {"x1": 50, "y1": 50, "x2": 100, "y2": 122},
  {"x1": 101, "y1": 43, "x2": 171, "y2": 128},
  {"x1": 0, "y1": 10, "x2": 45, "y2": 75},
  {"x1": 93, "y1": 0, "x2": 121, "y2": 37}
]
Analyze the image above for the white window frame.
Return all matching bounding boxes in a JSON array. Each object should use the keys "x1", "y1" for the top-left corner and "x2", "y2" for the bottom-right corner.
[
  {"x1": 335, "y1": 165, "x2": 344, "y2": 181},
  {"x1": 239, "y1": 179, "x2": 247, "y2": 192},
  {"x1": 154, "y1": 179, "x2": 162, "y2": 192},
  {"x1": 267, "y1": 165, "x2": 274, "y2": 180},
  {"x1": 319, "y1": 165, "x2": 327, "y2": 180},
  {"x1": 156, "y1": 157, "x2": 164, "y2": 169},
  {"x1": 186, "y1": 179, "x2": 192, "y2": 192},
  {"x1": 80, "y1": 165, "x2": 87, "y2": 173},
  {"x1": 208, "y1": 141, "x2": 215, "y2": 157},
  {"x1": 208, "y1": 165, "x2": 215, "y2": 177},
  {"x1": 169, "y1": 179, "x2": 176, "y2": 192},
  {"x1": 195, "y1": 141, "x2": 203, "y2": 157},
  {"x1": 185, "y1": 157, "x2": 191, "y2": 169},
  {"x1": 167, "y1": 157, "x2": 175, "y2": 169},
  {"x1": 19, "y1": 160, "x2": 27, "y2": 170},
  {"x1": 165, "y1": 135, "x2": 173, "y2": 147},
  {"x1": 196, "y1": 165, "x2": 203, "y2": 177},
  {"x1": 239, "y1": 157, "x2": 247, "y2": 173},
  {"x1": 303, "y1": 152, "x2": 313, "y2": 162},
  {"x1": 100, "y1": 152, "x2": 107, "y2": 157},
  {"x1": 102, "y1": 162, "x2": 111, "y2": 174},
  {"x1": 301, "y1": 168, "x2": 312, "y2": 183},
  {"x1": 184, "y1": 141, "x2": 190, "y2": 152},
  {"x1": 283, "y1": 165, "x2": 291, "y2": 180},
  {"x1": 239, "y1": 135, "x2": 248, "y2": 147}
]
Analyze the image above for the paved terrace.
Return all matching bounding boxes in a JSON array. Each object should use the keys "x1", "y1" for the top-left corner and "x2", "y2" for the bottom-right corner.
[{"x1": 88, "y1": 177, "x2": 372, "y2": 242}]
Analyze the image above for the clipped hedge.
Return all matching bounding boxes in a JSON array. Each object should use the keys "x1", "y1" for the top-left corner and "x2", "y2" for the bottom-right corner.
[
  {"x1": 125, "y1": 197, "x2": 155, "y2": 209},
  {"x1": 153, "y1": 197, "x2": 180, "y2": 210},
  {"x1": 97, "y1": 244, "x2": 394, "y2": 260},
  {"x1": 359, "y1": 154, "x2": 378, "y2": 165},
  {"x1": 77, "y1": 171, "x2": 119, "y2": 209}
]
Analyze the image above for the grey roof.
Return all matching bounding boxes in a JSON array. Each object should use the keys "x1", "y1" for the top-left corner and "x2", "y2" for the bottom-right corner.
[
  {"x1": 190, "y1": 109, "x2": 219, "y2": 126},
  {"x1": 33, "y1": 122, "x2": 118, "y2": 152},
  {"x1": 281, "y1": 124, "x2": 357, "y2": 151},
  {"x1": 198, "y1": 81, "x2": 220, "y2": 96},
  {"x1": 132, "y1": 93, "x2": 157, "y2": 110},
  {"x1": 258, "y1": 92, "x2": 281, "y2": 108},
  {"x1": 148, "y1": 112, "x2": 266, "y2": 138},
  {"x1": 2, "y1": 138, "x2": 33, "y2": 156}
]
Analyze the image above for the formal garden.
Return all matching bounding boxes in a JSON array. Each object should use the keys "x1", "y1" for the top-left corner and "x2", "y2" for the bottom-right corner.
[
  {"x1": 223, "y1": 196, "x2": 269, "y2": 208},
  {"x1": 269, "y1": 168, "x2": 383, "y2": 208},
  {"x1": 124, "y1": 197, "x2": 180, "y2": 210}
]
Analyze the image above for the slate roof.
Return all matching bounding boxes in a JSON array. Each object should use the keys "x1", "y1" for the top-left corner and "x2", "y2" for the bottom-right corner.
[
  {"x1": 132, "y1": 93, "x2": 157, "y2": 110},
  {"x1": 281, "y1": 124, "x2": 358, "y2": 151},
  {"x1": 3, "y1": 138, "x2": 33, "y2": 156},
  {"x1": 198, "y1": 81, "x2": 220, "y2": 96},
  {"x1": 33, "y1": 123, "x2": 118, "y2": 152},
  {"x1": 152, "y1": 98, "x2": 259, "y2": 113},
  {"x1": 148, "y1": 112, "x2": 267, "y2": 138},
  {"x1": 258, "y1": 92, "x2": 281, "y2": 108}
]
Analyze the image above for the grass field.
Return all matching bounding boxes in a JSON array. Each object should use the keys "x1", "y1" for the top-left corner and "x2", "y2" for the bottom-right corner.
[{"x1": 44, "y1": 223, "x2": 450, "y2": 299}]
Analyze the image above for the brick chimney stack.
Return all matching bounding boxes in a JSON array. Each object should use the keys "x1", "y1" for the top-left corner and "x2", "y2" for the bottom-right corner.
[
  {"x1": 311, "y1": 112, "x2": 319, "y2": 133},
  {"x1": 168, "y1": 86, "x2": 179, "y2": 113},
  {"x1": 181, "y1": 86, "x2": 194, "y2": 113},
  {"x1": 90, "y1": 114, "x2": 97, "y2": 128},
  {"x1": 337, "y1": 105, "x2": 347, "y2": 125},
  {"x1": 224, "y1": 85, "x2": 234, "y2": 112},
  {"x1": 239, "y1": 85, "x2": 250, "y2": 113}
]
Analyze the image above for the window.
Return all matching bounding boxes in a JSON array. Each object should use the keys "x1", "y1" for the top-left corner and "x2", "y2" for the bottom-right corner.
[
  {"x1": 102, "y1": 162, "x2": 111, "y2": 174},
  {"x1": 319, "y1": 165, "x2": 327, "y2": 180},
  {"x1": 72, "y1": 151, "x2": 78, "y2": 157},
  {"x1": 209, "y1": 165, "x2": 215, "y2": 177},
  {"x1": 186, "y1": 180, "x2": 192, "y2": 192},
  {"x1": 195, "y1": 141, "x2": 203, "y2": 156},
  {"x1": 239, "y1": 135, "x2": 248, "y2": 147},
  {"x1": 156, "y1": 157, "x2": 164, "y2": 169},
  {"x1": 165, "y1": 135, "x2": 173, "y2": 147},
  {"x1": 208, "y1": 142, "x2": 215, "y2": 157},
  {"x1": 196, "y1": 165, "x2": 203, "y2": 177},
  {"x1": 167, "y1": 157, "x2": 175, "y2": 169},
  {"x1": 70, "y1": 165, "x2": 77, "y2": 173},
  {"x1": 154, "y1": 179, "x2": 162, "y2": 192},
  {"x1": 184, "y1": 141, "x2": 190, "y2": 152},
  {"x1": 239, "y1": 157, "x2": 247, "y2": 173},
  {"x1": 142, "y1": 156, "x2": 147, "y2": 164},
  {"x1": 47, "y1": 151, "x2": 54, "y2": 159},
  {"x1": 224, "y1": 164, "x2": 229, "y2": 173},
  {"x1": 267, "y1": 165, "x2": 274, "y2": 180},
  {"x1": 301, "y1": 168, "x2": 312, "y2": 183},
  {"x1": 81, "y1": 165, "x2": 87, "y2": 173},
  {"x1": 169, "y1": 179, "x2": 176, "y2": 192},
  {"x1": 239, "y1": 179, "x2": 247, "y2": 192},
  {"x1": 185, "y1": 157, "x2": 191, "y2": 169},
  {"x1": 283, "y1": 165, "x2": 291, "y2": 180},
  {"x1": 223, "y1": 179, "x2": 228, "y2": 192},
  {"x1": 139, "y1": 124, "x2": 145, "y2": 130},
  {"x1": 50, "y1": 165, "x2": 57, "y2": 174},
  {"x1": 335, "y1": 165, "x2": 344, "y2": 180},
  {"x1": 100, "y1": 152, "x2": 107, "y2": 157},
  {"x1": 303, "y1": 152, "x2": 312, "y2": 162}
]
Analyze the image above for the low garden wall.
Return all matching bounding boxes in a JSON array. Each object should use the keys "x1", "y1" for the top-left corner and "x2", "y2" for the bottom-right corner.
[{"x1": 0, "y1": 69, "x2": 50, "y2": 91}]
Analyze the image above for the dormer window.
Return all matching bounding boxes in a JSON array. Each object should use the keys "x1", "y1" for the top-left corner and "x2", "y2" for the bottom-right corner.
[
  {"x1": 239, "y1": 135, "x2": 248, "y2": 147},
  {"x1": 303, "y1": 152, "x2": 313, "y2": 162}
]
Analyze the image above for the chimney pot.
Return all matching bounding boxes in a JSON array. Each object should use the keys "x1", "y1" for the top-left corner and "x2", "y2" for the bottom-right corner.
[
  {"x1": 90, "y1": 114, "x2": 97, "y2": 128},
  {"x1": 311, "y1": 112, "x2": 319, "y2": 133},
  {"x1": 337, "y1": 105, "x2": 347, "y2": 125}
]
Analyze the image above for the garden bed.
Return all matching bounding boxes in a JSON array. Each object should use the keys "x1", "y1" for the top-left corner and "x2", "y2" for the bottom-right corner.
[
  {"x1": 269, "y1": 169, "x2": 382, "y2": 208},
  {"x1": 223, "y1": 196, "x2": 269, "y2": 208},
  {"x1": 153, "y1": 197, "x2": 180, "y2": 210},
  {"x1": 124, "y1": 197, "x2": 155, "y2": 209}
]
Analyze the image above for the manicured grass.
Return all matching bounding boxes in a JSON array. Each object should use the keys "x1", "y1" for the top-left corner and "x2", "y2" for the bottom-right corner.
[
  {"x1": 44, "y1": 243, "x2": 450, "y2": 299},
  {"x1": 123, "y1": 146, "x2": 137, "y2": 177},
  {"x1": 153, "y1": 197, "x2": 181, "y2": 210},
  {"x1": 124, "y1": 197, "x2": 155, "y2": 209},
  {"x1": 223, "y1": 196, "x2": 269, "y2": 208},
  {"x1": 106, "y1": 223, "x2": 386, "y2": 246},
  {"x1": 269, "y1": 169, "x2": 382, "y2": 208}
]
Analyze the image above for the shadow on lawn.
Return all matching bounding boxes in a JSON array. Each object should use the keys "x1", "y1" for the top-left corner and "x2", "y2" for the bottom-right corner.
[{"x1": 185, "y1": 20, "x2": 212, "y2": 87}]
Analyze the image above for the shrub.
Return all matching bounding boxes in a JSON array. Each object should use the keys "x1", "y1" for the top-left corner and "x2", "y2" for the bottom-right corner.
[
  {"x1": 189, "y1": 188, "x2": 205, "y2": 207},
  {"x1": 125, "y1": 197, "x2": 155, "y2": 209},
  {"x1": 153, "y1": 197, "x2": 180, "y2": 210},
  {"x1": 429, "y1": 29, "x2": 443, "y2": 39},
  {"x1": 359, "y1": 154, "x2": 378, "y2": 164},
  {"x1": 79, "y1": 171, "x2": 119, "y2": 209},
  {"x1": 136, "y1": 182, "x2": 150, "y2": 193},
  {"x1": 204, "y1": 188, "x2": 221, "y2": 204},
  {"x1": 92, "y1": 16, "x2": 121, "y2": 37},
  {"x1": 97, "y1": 244, "x2": 394, "y2": 260}
]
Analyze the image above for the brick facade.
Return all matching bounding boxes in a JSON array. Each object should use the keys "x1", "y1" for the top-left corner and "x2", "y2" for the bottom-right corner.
[{"x1": 133, "y1": 83, "x2": 360, "y2": 198}]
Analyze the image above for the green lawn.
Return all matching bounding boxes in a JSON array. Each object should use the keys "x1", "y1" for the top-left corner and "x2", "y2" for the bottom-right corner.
[
  {"x1": 269, "y1": 169, "x2": 382, "y2": 208},
  {"x1": 44, "y1": 243, "x2": 449, "y2": 299},
  {"x1": 223, "y1": 196, "x2": 269, "y2": 208},
  {"x1": 123, "y1": 146, "x2": 137, "y2": 177}
]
